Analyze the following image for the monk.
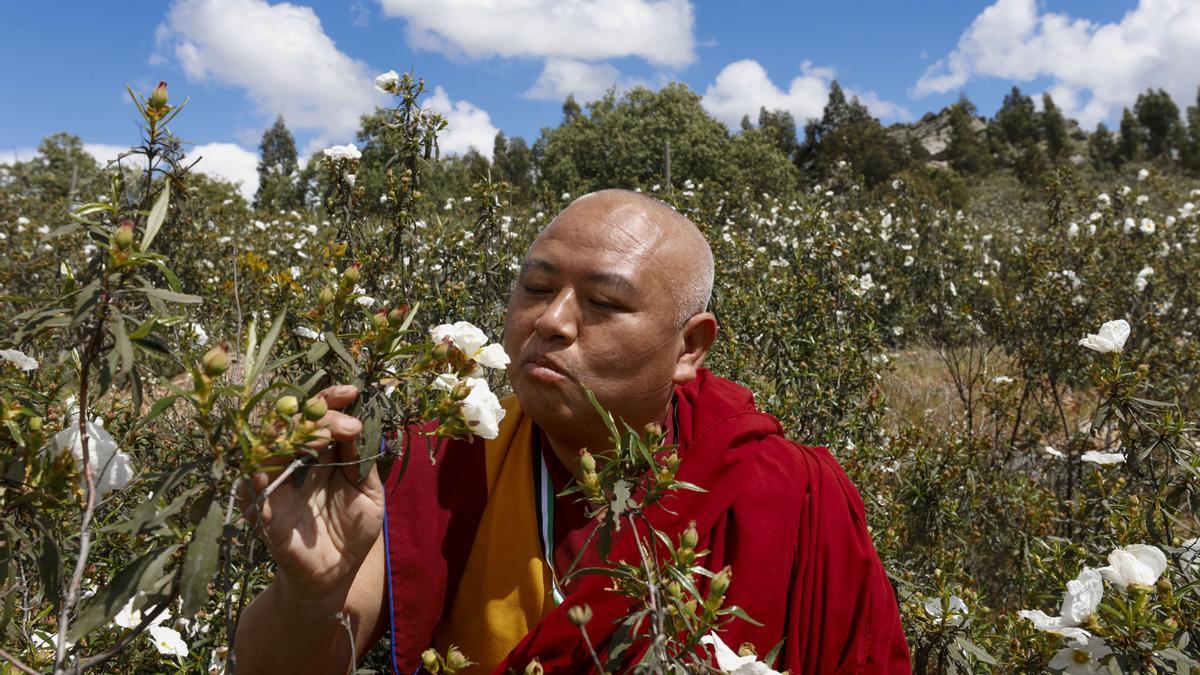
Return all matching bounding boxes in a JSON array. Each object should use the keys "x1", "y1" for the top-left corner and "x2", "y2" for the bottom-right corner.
[{"x1": 235, "y1": 190, "x2": 911, "y2": 674}]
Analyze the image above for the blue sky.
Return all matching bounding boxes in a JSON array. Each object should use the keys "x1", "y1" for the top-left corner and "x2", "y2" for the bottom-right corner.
[{"x1": 3, "y1": 0, "x2": 1195, "y2": 199}]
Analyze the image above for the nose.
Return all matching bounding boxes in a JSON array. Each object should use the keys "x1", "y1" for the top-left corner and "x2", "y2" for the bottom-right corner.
[{"x1": 533, "y1": 287, "x2": 578, "y2": 343}]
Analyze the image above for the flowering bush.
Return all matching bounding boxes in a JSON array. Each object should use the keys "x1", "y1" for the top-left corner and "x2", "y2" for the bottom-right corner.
[{"x1": 1, "y1": 75, "x2": 1198, "y2": 674}]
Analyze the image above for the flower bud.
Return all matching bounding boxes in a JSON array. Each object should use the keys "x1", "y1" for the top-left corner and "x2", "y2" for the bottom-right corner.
[
  {"x1": 275, "y1": 395, "x2": 299, "y2": 417},
  {"x1": 681, "y1": 521, "x2": 699, "y2": 551},
  {"x1": 445, "y1": 646, "x2": 469, "y2": 671},
  {"x1": 371, "y1": 311, "x2": 388, "y2": 330},
  {"x1": 421, "y1": 649, "x2": 440, "y2": 673},
  {"x1": 303, "y1": 396, "x2": 328, "y2": 421},
  {"x1": 342, "y1": 264, "x2": 361, "y2": 285},
  {"x1": 431, "y1": 342, "x2": 451, "y2": 361},
  {"x1": 28, "y1": 415, "x2": 43, "y2": 431},
  {"x1": 148, "y1": 81, "x2": 169, "y2": 111},
  {"x1": 318, "y1": 286, "x2": 336, "y2": 305},
  {"x1": 201, "y1": 345, "x2": 229, "y2": 376},
  {"x1": 113, "y1": 221, "x2": 135, "y2": 249},
  {"x1": 644, "y1": 422, "x2": 663, "y2": 439},
  {"x1": 450, "y1": 382, "x2": 471, "y2": 401},
  {"x1": 663, "y1": 450, "x2": 679, "y2": 470},
  {"x1": 567, "y1": 603, "x2": 593, "y2": 626},
  {"x1": 737, "y1": 643, "x2": 757, "y2": 658},
  {"x1": 579, "y1": 449, "x2": 596, "y2": 474},
  {"x1": 1156, "y1": 577, "x2": 1172, "y2": 595},
  {"x1": 710, "y1": 566, "x2": 732, "y2": 597},
  {"x1": 388, "y1": 306, "x2": 408, "y2": 325},
  {"x1": 523, "y1": 659, "x2": 544, "y2": 675}
]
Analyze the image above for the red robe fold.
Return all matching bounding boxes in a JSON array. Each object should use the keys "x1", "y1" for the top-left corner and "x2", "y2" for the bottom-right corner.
[{"x1": 384, "y1": 369, "x2": 910, "y2": 674}]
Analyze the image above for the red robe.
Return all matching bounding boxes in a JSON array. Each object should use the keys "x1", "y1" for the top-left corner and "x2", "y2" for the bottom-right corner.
[{"x1": 383, "y1": 369, "x2": 910, "y2": 673}]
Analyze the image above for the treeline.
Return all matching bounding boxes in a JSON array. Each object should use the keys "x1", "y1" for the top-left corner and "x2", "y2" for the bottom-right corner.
[{"x1": 252, "y1": 80, "x2": 1200, "y2": 213}]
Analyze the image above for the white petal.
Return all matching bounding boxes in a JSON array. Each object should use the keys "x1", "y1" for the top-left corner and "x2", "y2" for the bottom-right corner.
[
  {"x1": 459, "y1": 377, "x2": 505, "y2": 439},
  {"x1": 474, "y1": 343, "x2": 510, "y2": 370},
  {"x1": 1059, "y1": 568, "x2": 1103, "y2": 624}
]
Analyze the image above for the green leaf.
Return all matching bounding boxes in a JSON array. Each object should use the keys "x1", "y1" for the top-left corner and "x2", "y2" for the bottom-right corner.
[
  {"x1": 136, "y1": 394, "x2": 181, "y2": 430},
  {"x1": 716, "y1": 604, "x2": 764, "y2": 627},
  {"x1": 953, "y1": 635, "x2": 997, "y2": 665},
  {"x1": 113, "y1": 315, "x2": 134, "y2": 379},
  {"x1": 73, "y1": 279, "x2": 102, "y2": 323},
  {"x1": 179, "y1": 498, "x2": 224, "y2": 617},
  {"x1": 37, "y1": 527, "x2": 61, "y2": 612},
  {"x1": 69, "y1": 545, "x2": 178, "y2": 641},
  {"x1": 247, "y1": 310, "x2": 287, "y2": 384},
  {"x1": 323, "y1": 331, "x2": 361, "y2": 376},
  {"x1": 305, "y1": 339, "x2": 330, "y2": 364},
  {"x1": 140, "y1": 285, "x2": 202, "y2": 304},
  {"x1": 141, "y1": 182, "x2": 171, "y2": 251}
]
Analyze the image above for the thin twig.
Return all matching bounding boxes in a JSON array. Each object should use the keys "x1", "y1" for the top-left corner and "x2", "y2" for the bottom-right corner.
[
  {"x1": 331, "y1": 611, "x2": 356, "y2": 675},
  {"x1": 578, "y1": 624, "x2": 607, "y2": 674}
]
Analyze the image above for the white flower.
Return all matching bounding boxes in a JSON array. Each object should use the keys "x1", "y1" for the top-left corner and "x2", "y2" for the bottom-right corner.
[
  {"x1": 1018, "y1": 568, "x2": 1103, "y2": 643},
  {"x1": 474, "y1": 343, "x2": 510, "y2": 370},
  {"x1": 185, "y1": 322, "x2": 209, "y2": 349},
  {"x1": 374, "y1": 70, "x2": 399, "y2": 93},
  {"x1": 0, "y1": 348, "x2": 38, "y2": 371},
  {"x1": 322, "y1": 144, "x2": 361, "y2": 161},
  {"x1": 1134, "y1": 266, "x2": 1154, "y2": 292},
  {"x1": 904, "y1": 255, "x2": 914, "y2": 267},
  {"x1": 1077, "y1": 319, "x2": 1129, "y2": 353},
  {"x1": 431, "y1": 372, "x2": 461, "y2": 392},
  {"x1": 1049, "y1": 636, "x2": 1112, "y2": 675},
  {"x1": 430, "y1": 321, "x2": 510, "y2": 372},
  {"x1": 1081, "y1": 450, "x2": 1125, "y2": 465},
  {"x1": 344, "y1": 172, "x2": 357, "y2": 187},
  {"x1": 52, "y1": 411, "x2": 134, "y2": 497},
  {"x1": 293, "y1": 326, "x2": 320, "y2": 340},
  {"x1": 1097, "y1": 544, "x2": 1166, "y2": 592},
  {"x1": 114, "y1": 594, "x2": 169, "y2": 629},
  {"x1": 1137, "y1": 168, "x2": 1149, "y2": 181},
  {"x1": 1043, "y1": 445, "x2": 1065, "y2": 458},
  {"x1": 700, "y1": 631, "x2": 781, "y2": 675},
  {"x1": 849, "y1": 273, "x2": 874, "y2": 297},
  {"x1": 431, "y1": 321, "x2": 488, "y2": 355},
  {"x1": 209, "y1": 646, "x2": 229, "y2": 675},
  {"x1": 1059, "y1": 568, "x2": 1104, "y2": 625},
  {"x1": 354, "y1": 295, "x2": 376, "y2": 307},
  {"x1": 923, "y1": 594, "x2": 969, "y2": 626},
  {"x1": 1138, "y1": 218, "x2": 1155, "y2": 235},
  {"x1": 1067, "y1": 222, "x2": 1079, "y2": 238},
  {"x1": 460, "y1": 377, "x2": 505, "y2": 439},
  {"x1": 148, "y1": 625, "x2": 189, "y2": 657},
  {"x1": 1096, "y1": 193, "x2": 1111, "y2": 207},
  {"x1": 992, "y1": 375, "x2": 1013, "y2": 385},
  {"x1": 16, "y1": 216, "x2": 30, "y2": 226},
  {"x1": 1123, "y1": 217, "x2": 1136, "y2": 234}
]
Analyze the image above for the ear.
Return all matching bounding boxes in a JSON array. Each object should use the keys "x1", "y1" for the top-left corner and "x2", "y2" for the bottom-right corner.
[{"x1": 672, "y1": 312, "x2": 718, "y2": 384}]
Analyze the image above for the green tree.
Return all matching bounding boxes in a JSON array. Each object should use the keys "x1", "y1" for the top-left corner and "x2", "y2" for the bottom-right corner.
[
  {"x1": 535, "y1": 83, "x2": 796, "y2": 198},
  {"x1": 1184, "y1": 87, "x2": 1200, "y2": 174},
  {"x1": 1040, "y1": 93, "x2": 1069, "y2": 161},
  {"x1": 798, "y1": 81, "x2": 912, "y2": 187},
  {"x1": 994, "y1": 86, "x2": 1039, "y2": 148},
  {"x1": 253, "y1": 116, "x2": 302, "y2": 212},
  {"x1": 1119, "y1": 107, "x2": 1141, "y2": 162},
  {"x1": 1088, "y1": 122, "x2": 1121, "y2": 171},
  {"x1": 562, "y1": 94, "x2": 582, "y2": 124},
  {"x1": 757, "y1": 107, "x2": 800, "y2": 161},
  {"x1": 1133, "y1": 88, "x2": 1184, "y2": 159},
  {"x1": 493, "y1": 131, "x2": 535, "y2": 196},
  {"x1": 944, "y1": 96, "x2": 991, "y2": 175}
]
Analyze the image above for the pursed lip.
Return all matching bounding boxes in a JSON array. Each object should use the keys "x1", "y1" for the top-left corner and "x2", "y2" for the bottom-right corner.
[{"x1": 523, "y1": 353, "x2": 571, "y2": 381}]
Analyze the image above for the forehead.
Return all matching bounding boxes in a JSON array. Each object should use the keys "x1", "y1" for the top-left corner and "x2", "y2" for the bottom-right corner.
[{"x1": 524, "y1": 203, "x2": 669, "y2": 278}]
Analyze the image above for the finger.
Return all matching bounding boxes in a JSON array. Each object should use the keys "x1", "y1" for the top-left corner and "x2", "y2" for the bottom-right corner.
[
  {"x1": 316, "y1": 409, "x2": 363, "y2": 441},
  {"x1": 315, "y1": 384, "x2": 359, "y2": 411}
]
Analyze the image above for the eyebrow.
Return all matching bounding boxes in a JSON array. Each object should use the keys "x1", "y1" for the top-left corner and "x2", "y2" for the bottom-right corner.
[{"x1": 520, "y1": 256, "x2": 640, "y2": 296}]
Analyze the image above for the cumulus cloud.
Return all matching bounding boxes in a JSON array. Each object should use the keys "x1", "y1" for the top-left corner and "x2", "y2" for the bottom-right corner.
[
  {"x1": 701, "y1": 59, "x2": 911, "y2": 129},
  {"x1": 524, "y1": 58, "x2": 652, "y2": 102},
  {"x1": 914, "y1": 0, "x2": 1200, "y2": 126},
  {"x1": 376, "y1": 0, "x2": 695, "y2": 68},
  {"x1": 157, "y1": 0, "x2": 377, "y2": 143},
  {"x1": 185, "y1": 143, "x2": 260, "y2": 200},
  {"x1": 0, "y1": 148, "x2": 42, "y2": 166},
  {"x1": 425, "y1": 87, "x2": 499, "y2": 160}
]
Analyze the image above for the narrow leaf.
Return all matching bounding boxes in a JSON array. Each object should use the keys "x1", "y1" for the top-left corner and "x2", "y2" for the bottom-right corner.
[
  {"x1": 141, "y1": 182, "x2": 171, "y2": 251},
  {"x1": 179, "y1": 499, "x2": 224, "y2": 617}
]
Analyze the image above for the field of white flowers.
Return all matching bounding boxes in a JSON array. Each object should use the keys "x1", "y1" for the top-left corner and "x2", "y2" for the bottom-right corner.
[{"x1": 1, "y1": 77, "x2": 1198, "y2": 674}]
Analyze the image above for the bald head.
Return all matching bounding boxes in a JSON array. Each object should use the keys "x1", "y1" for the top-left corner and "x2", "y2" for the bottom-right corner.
[{"x1": 540, "y1": 189, "x2": 715, "y2": 327}]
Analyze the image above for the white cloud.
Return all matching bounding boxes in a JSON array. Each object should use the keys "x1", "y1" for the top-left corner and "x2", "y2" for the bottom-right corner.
[
  {"x1": 425, "y1": 87, "x2": 499, "y2": 160},
  {"x1": 524, "y1": 58, "x2": 651, "y2": 102},
  {"x1": 84, "y1": 144, "x2": 137, "y2": 167},
  {"x1": 376, "y1": 0, "x2": 695, "y2": 68},
  {"x1": 185, "y1": 143, "x2": 260, "y2": 201},
  {"x1": 157, "y1": 0, "x2": 378, "y2": 143},
  {"x1": 914, "y1": 0, "x2": 1200, "y2": 126},
  {"x1": 0, "y1": 148, "x2": 40, "y2": 165},
  {"x1": 701, "y1": 59, "x2": 911, "y2": 130}
]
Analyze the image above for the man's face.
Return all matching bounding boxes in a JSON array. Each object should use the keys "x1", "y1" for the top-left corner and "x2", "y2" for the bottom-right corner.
[{"x1": 503, "y1": 200, "x2": 686, "y2": 450}]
